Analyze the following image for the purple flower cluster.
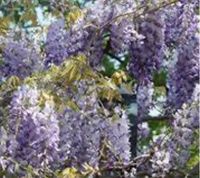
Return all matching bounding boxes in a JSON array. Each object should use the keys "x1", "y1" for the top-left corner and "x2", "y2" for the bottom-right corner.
[
  {"x1": 164, "y1": 2, "x2": 198, "y2": 47},
  {"x1": 59, "y1": 108, "x2": 102, "y2": 169},
  {"x1": 150, "y1": 83, "x2": 199, "y2": 177},
  {"x1": 88, "y1": 34, "x2": 105, "y2": 67},
  {"x1": 138, "y1": 122, "x2": 150, "y2": 139},
  {"x1": 106, "y1": 106, "x2": 131, "y2": 164},
  {"x1": 136, "y1": 82, "x2": 154, "y2": 120},
  {"x1": 0, "y1": 42, "x2": 41, "y2": 79},
  {"x1": 85, "y1": 0, "x2": 115, "y2": 27},
  {"x1": 110, "y1": 20, "x2": 144, "y2": 54},
  {"x1": 44, "y1": 0, "x2": 141, "y2": 68},
  {"x1": 167, "y1": 2, "x2": 199, "y2": 109},
  {"x1": 167, "y1": 42, "x2": 199, "y2": 109},
  {"x1": 0, "y1": 127, "x2": 8, "y2": 171},
  {"x1": 0, "y1": 0, "x2": 199, "y2": 176},
  {"x1": 7, "y1": 85, "x2": 60, "y2": 172},
  {"x1": 59, "y1": 80, "x2": 131, "y2": 169},
  {"x1": 45, "y1": 19, "x2": 68, "y2": 66},
  {"x1": 45, "y1": 18, "x2": 107, "y2": 68},
  {"x1": 129, "y1": 12, "x2": 165, "y2": 84},
  {"x1": 45, "y1": 19, "x2": 88, "y2": 67},
  {"x1": 0, "y1": 80, "x2": 131, "y2": 174}
]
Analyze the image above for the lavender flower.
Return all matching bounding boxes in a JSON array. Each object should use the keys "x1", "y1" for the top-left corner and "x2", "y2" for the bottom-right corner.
[
  {"x1": 136, "y1": 82, "x2": 154, "y2": 120},
  {"x1": 110, "y1": 20, "x2": 144, "y2": 54},
  {"x1": 88, "y1": 34, "x2": 105, "y2": 67},
  {"x1": 150, "y1": 83, "x2": 200, "y2": 177},
  {"x1": 105, "y1": 106, "x2": 131, "y2": 164},
  {"x1": 138, "y1": 122, "x2": 150, "y2": 139},
  {"x1": 59, "y1": 108, "x2": 102, "y2": 169},
  {"x1": 85, "y1": 0, "x2": 114, "y2": 27},
  {"x1": 0, "y1": 42, "x2": 41, "y2": 79},
  {"x1": 167, "y1": 14, "x2": 199, "y2": 109},
  {"x1": 59, "y1": 80, "x2": 131, "y2": 170},
  {"x1": 164, "y1": 2, "x2": 198, "y2": 47},
  {"x1": 7, "y1": 85, "x2": 60, "y2": 171},
  {"x1": 129, "y1": 12, "x2": 165, "y2": 84},
  {"x1": 45, "y1": 19, "x2": 69, "y2": 66},
  {"x1": 45, "y1": 19, "x2": 88, "y2": 67}
]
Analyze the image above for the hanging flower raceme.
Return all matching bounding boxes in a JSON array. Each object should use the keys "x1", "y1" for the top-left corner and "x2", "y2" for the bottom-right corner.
[
  {"x1": 87, "y1": 33, "x2": 105, "y2": 67},
  {"x1": 45, "y1": 19, "x2": 89, "y2": 67},
  {"x1": 150, "y1": 83, "x2": 200, "y2": 177},
  {"x1": 110, "y1": 19, "x2": 144, "y2": 54},
  {"x1": 6, "y1": 85, "x2": 60, "y2": 174},
  {"x1": 59, "y1": 80, "x2": 131, "y2": 170},
  {"x1": 136, "y1": 82, "x2": 154, "y2": 120},
  {"x1": 0, "y1": 127, "x2": 8, "y2": 171},
  {"x1": 0, "y1": 42, "x2": 41, "y2": 79},
  {"x1": 129, "y1": 11, "x2": 165, "y2": 84},
  {"x1": 85, "y1": 0, "x2": 115, "y2": 27},
  {"x1": 44, "y1": 0, "x2": 143, "y2": 68},
  {"x1": 164, "y1": 2, "x2": 198, "y2": 47},
  {"x1": 167, "y1": 3, "x2": 199, "y2": 109},
  {"x1": 0, "y1": 0, "x2": 199, "y2": 177},
  {"x1": 45, "y1": 19, "x2": 69, "y2": 66},
  {"x1": 128, "y1": 11, "x2": 164, "y2": 122}
]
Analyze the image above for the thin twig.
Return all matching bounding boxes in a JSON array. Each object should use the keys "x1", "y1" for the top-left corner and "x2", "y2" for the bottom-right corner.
[
  {"x1": 106, "y1": 52, "x2": 124, "y2": 63},
  {"x1": 138, "y1": 114, "x2": 171, "y2": 124},
  {"x1": 99, "y1": 0, "x2": 180, "y2": 31}
]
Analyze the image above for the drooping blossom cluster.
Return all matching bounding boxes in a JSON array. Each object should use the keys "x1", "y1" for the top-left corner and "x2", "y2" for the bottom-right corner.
[
  {"x1": 136, "y1": 82, "x2": 154, "y2": 120},
  {"x1": 0, "y1": 42, "x2": 42, "y2": 79},
  {"x1": 167, "y1": 2, "x2": 199, "y2": 109},
  {"x1": 150, "y1": 83, "x2": 199, "y2": 177},
  {"x1": 129, "y1": 11, "x2": 165, "y2": 84},
  {"x1": 5, "y1": 85, "x2": 60, "y2": 174},
  {"x1": 138, "y1": 122, "x2": 150, "y2": 140},
  {"x1": 0, "y1": 0, "x2": 199, "y2": 177},
  {"x1": 0, "y1": 127, "x2": 8, "y2": 171},
  {"x1": 110, "y1": 19, "x2": 144, "y2": 54},
  {"x1": 44, "y1": 0, "x2": 144, "y2": 68},
  {"x1": 164, "y1": 2, "x2": 198, "y2": 47},
  {"x1": 0, "y1": 80, "x2": 131, "y2": 175},
  {"x1": 129, "y1": 84, "x2": 199, "y2": 178},
  {"x1": 45, "y1": 19, "x2": 89, "y2": 67},
  {"x1": 127, "y1": 11, "x2": 165, "y2": 118},
  {"x1": 59, "y1": 80, "x2": 131, "y2": 169}
]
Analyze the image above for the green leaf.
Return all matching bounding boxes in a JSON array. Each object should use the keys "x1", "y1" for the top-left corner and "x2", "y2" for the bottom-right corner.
[
  {"x1": 153, "y1": 69, "x2": 167, "y2": 87},
  {"x1": 102, "y1": 56, "x2": 116, "y2": 77}
]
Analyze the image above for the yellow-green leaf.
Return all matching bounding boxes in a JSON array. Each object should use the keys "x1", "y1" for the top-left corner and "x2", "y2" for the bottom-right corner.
[
  {"x1": 59, "y1": 167, "x2": 81, "y2": 178},
  {"x1": 0, "y1": 17, "x2": 10, "y2": 35}
]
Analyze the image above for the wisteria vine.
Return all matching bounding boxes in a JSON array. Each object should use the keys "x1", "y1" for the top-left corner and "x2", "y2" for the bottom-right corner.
[{"x1": 0, "y1": 0, "x2": 199, "y2": 178}]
